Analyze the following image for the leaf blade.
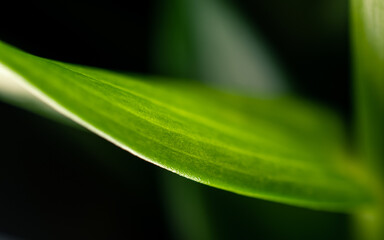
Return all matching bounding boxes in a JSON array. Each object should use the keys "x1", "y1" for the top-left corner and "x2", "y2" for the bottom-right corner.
[{"x1": 0, "y1": 40, "x2": 373, "y2": 211}]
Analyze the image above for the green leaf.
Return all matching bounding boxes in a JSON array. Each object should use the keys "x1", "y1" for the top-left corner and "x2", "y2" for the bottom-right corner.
[
  {"x1": 154, "y1": 0, "x2": 287, "y2": 96},
  {"x1": 0, "y1": 40, "x2": 373, "y2": 211}
]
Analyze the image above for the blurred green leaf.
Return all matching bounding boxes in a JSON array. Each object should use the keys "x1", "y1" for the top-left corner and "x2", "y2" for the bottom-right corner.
[
  {"x1": 351, "y1": 0, "x2": 384, "y2": 238},
  {"x1": 351, "y1": 0, "x2": 384, "y2": 179},
  {"x1": 160, "y1": 171, "x2": 215, "y2": 240},
  {"x1": 0, "y1": 40, "x2": 374, "y2": 211},
  {"x1": 155, "y1": 0, "x2": 287, "y2": 96}
]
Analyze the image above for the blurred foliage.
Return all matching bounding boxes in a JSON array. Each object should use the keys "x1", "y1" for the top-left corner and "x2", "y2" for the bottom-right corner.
[{"x1": 0, "y1": 0, "x2": 356, "y2": 239}]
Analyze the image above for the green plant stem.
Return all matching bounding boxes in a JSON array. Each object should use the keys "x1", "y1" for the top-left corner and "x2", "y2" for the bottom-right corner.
[
  {"x1": 351, "y1": 0, "x2": 384, "y2": 239},
  {"x1": 353, "y1": 206, "x2": 384, "y2": 240}
]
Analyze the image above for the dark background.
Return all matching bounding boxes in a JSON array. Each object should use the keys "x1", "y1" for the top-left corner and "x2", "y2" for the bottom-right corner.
[{"x1": 0, "y1": 0, "x2": 352, "y2": 239}]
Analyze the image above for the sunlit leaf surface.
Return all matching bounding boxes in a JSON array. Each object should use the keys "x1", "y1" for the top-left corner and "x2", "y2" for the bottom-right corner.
[{"x1": 0, "y1": 40, "x2": 373, "y2": 211}]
